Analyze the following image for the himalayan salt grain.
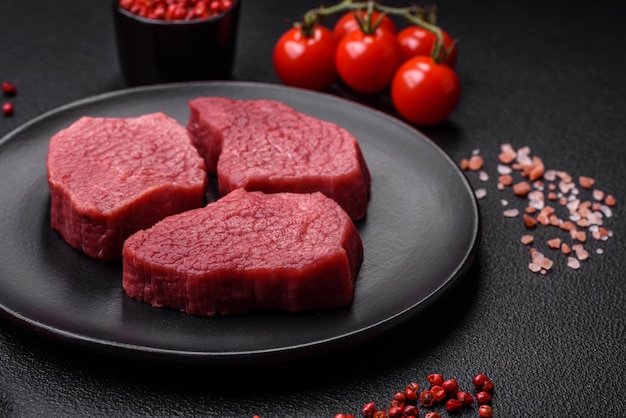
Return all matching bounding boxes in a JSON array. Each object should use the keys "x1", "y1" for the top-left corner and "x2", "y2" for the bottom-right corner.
[
  {"x1": 600, "y1": 205, "x2": 613, "y2": 218},
  {"x1": 578, "y1": 176, "x2": 595, "y2": 189},
  {"x1": 528, "y1": 198, "x2": 545, "y2": 210},
  {"x1": 479, "y1": 171, "x2": 489, "y2": 182},
  {"x1": 475, "y1": 188, "x2": 487, "y2": 199},
  {"x1": 468, "y1": 155, "x2": 484, "y2": 171},
  {"x1": 556, "y1": 171, "x2": 573, "y2": 183},
  {"x1": 567, "y1": 257, "x2": 581, "y2": 270},
  {"x1": 497, "y1": 182, "x2": 505, "y2": 190},
  {"x1": 516, "y1": 147, "x2": 532, "y2": 165},
  {"x1": 521, "y1": 235, "x2": 534, "y2": 245},
  {"x1": 501, "y1": 199, "x2": 509, "y2": 206},
  {"x1": 528, "y1": 190, "x2": 544, "y2": 201},
  {"x1": 559, "y1": 181, "x2": 575, "y2": 194},
  {"x1": 561, "y1": 243, "x2": 571, "y2": 254},
  {"x1": 498, "y1": 164, "x2": 513, "y2": 175},
  {"x1": 575, "y1": 246, "x2": 589, "y2": 261},
  {"x1": 547, "y1": 238, "x2": 561, "y2": 249},
  {"x1": 548, "y1": 192, "x2": 558, "y2": 201},
  {"x1": 604, "y1": 194, "x2": 616, "y2": 206},
  {"x1": 513, "y1": 181, "x2": 532, "y2": 196},
  {"x1": 503, "y1": 208, "x2": 519, "y2": 217},
  {"x1": 592, "y1": 189, "x2": 605, "y2": 201},
  {"x1": 460, "y1": 158, "x2": 470, "y2": 170},
  {"x1": 472, "y1": 148, "x2": 480, "y2": 155},
  {"x1": 498, "y1": 149, "x2": 516, "y2": 164},
  {"x1": 529, "y1": 263, "x2": 542, "y2": 273},
  {"x1": 498, "y1": 174, "x2": 513, "y2": 186},
  {"x1": 523, "y1": 214, "x2": 537, "y2": 228},
  {"x1": 566, "y1": 199, "x2": 580, "y2": 212},
  {"x1": 596, "y1": 248, "x2": 604, "y2": 255},
  {"x1": 544, "y1": 170, "x2": 557, "y2": 182},
  {"x1": 525, "y1": 206, "x2": 537, "y2": 214},
  {"x1": 529, "y1": 156, "x2": 545, "y2": 181},
  {"x1": 586, "y1": 212, "x2": 602, "y2": 226},
  {"x1": 535, "y1": 255, "x2": 554, "y2": 270}
]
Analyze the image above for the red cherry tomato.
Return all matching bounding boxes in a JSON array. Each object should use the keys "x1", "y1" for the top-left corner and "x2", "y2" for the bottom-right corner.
[
  {"x1": 335, "y1": 27, "x2": 402, "y2": 94},
  {"x1": 333, "y1": 10, "x2": 397, "y2": 42},
  {"x1": 273, "y1": 25, "x2": 337, "y2": 91},
  {"x1": 391, "y1": 56, "x2": 461, "y2": 126},
  {"x1": 397, "y1": 25, "x2": 458, "y2": 67}
]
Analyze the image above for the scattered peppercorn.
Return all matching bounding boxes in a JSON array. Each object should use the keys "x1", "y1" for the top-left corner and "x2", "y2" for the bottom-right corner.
[
  {"x1": 403, "y1": 404, "x2": 419, "y2": 416},
  {"x1": 476, "y1": 391, "x2": 492, "y2": 405},
  {"x1": 2, "y1": 102, "x2": 14, "y2": 116},
  {"x1": 419, "y1": 389, "x2": 435, "y2": 407},
  {"x1": 445, "y1": 398, "x2": 462, "y2": 413},
  {"x1": 430, "y1": 385, "x2": 446, "y2": 402},
  {"x1": 441, "y1": 379, "x2": 459, "y2": 397},
  {"x1": 341, "y1": 373, "x2": 495, "y2": 417},
  {"x1": 362, "y1": 402, "x2": 376, "y2": 418},
  {"x1": 427, "y1": 373, "x2": 444, "y2": 387},
  {"x1": 2, "y1": 81, "x2": 16, "y2": 96},
  {"x1": 478, "y1": 405, "x2": 494, "y2": 418},
  {"x1": 456, "y1": 391, "x2": 474, "y2": 406}
]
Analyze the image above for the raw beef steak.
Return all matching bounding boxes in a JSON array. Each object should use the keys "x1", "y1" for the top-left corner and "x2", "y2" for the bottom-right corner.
[
  {"x1": 187, "y1": 97, "x2": 371, "y2": 220},
  {"x1": 47, "y1": 112, "x2": 207, "y2": 262},
  {"x1": 122, "y1": 188, "x2": 364, "y2": 316}
]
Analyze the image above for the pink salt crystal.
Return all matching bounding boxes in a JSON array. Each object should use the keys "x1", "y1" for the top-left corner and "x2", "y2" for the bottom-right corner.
[
  {"x1": 474, "y1": 188, "x2": 487, "y2": 199},
  {"x1": 498, "y1": 164, "x2": 513, "y2": 175},
  {"x1": 544, "y1": 170, "x2": 557, "y2": 182},
  {"x1": 503, "y1": 208, "x2": 519, "y2": 217},
  {"x1": 537, "y1": 256, "x2": 554, "y2": 270},
  {"x1": 520, "y1": 235, "x2": 534, "y2": 245},
  {"x1": 567, "y1": 257, "x2": 581, "y2": 270},
  {"x1": 575, "y1": 246, "x2": 589, "y2": 261},
  {"x1": 529, "y1": 263, "x2": 542, "y2": 273},
  {"x1": 592, "y1": 189, "x2": 605, "y2": 201}
]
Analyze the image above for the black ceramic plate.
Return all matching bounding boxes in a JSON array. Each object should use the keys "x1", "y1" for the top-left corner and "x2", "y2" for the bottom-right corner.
[{"x1": 0, "y1": 82, "x2": 480, "y2": 366}]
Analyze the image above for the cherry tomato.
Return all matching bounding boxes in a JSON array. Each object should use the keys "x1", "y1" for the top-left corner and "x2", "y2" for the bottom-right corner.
[
  {"x1": 273, "y1": 25, "x2": 337, "y2": 91},
  {"x1": 397, "y1": 25, "x2": 458, "y2": 67},
  {"x1": 335, "y1": 27, "x2": 402, "y2": 94},
  {"x1": 333, "y1": 10, "x2": 397, "y2": 42},
  {"x1": 391, "y1": 56, "x2": 461, "y2": 126}
]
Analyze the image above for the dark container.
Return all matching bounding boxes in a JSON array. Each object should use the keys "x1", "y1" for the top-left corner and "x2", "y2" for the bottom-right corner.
[{"x1": 112, "y1": 0, "x2": 240, "y2": 86}]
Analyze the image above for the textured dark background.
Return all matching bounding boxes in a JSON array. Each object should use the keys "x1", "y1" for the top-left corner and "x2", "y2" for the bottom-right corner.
[{"x1": 1, "y1": 0, "x2": 625, "y2": 417}]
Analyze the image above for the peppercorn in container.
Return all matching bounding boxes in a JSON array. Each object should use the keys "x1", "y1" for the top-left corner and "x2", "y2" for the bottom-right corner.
[{"x1": 112, "y1": 0, "x2": 240, "y2": 86}]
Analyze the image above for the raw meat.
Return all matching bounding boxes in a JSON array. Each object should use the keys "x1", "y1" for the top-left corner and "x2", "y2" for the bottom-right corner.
[
  {"x1": 47, "y1": 112, "x2": 207, "y2": 262},
  {"x1": 122, "y1": 188, "x2": 363, "y2": 316},
  {"x1": 187, "y1": 97, "x2": 371, "y2": 220}
]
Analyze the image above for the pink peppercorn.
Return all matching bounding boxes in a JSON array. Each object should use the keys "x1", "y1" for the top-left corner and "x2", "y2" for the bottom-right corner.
[
  {"x1": 478, "y1": 405, "x2": 494, "y2": 418},
  {"x1": 456, "y1": 391, "x2": 474, "y2": 406},
  {"x1": 2, "y1": 102, "x2": 14, "y2": 116},
  {"x1": 427, "y1": 373, "x2": 444, "y2": 387},
  {"x1": 442, "y1": 379, "x2": 459, "y2": 396},
  {"x1": 1, "y1": 81, "x2": 16, "y2": 96},
  {"x1": 445, "y1": 398, "x2": 462, "y2": 412},
  {"x1": 476, "y1": 391, "x2": 492, "y2": 405}
]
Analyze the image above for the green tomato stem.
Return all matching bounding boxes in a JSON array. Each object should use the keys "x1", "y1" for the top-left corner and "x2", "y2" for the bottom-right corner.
[{"x1": 296, "y1": 1, "x2": 448, "y2": 63}]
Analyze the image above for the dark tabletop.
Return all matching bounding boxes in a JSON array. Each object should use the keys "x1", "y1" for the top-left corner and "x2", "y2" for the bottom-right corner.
[{"x1": 1, "y1": 1, "x2": 625, "y2": 417}]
